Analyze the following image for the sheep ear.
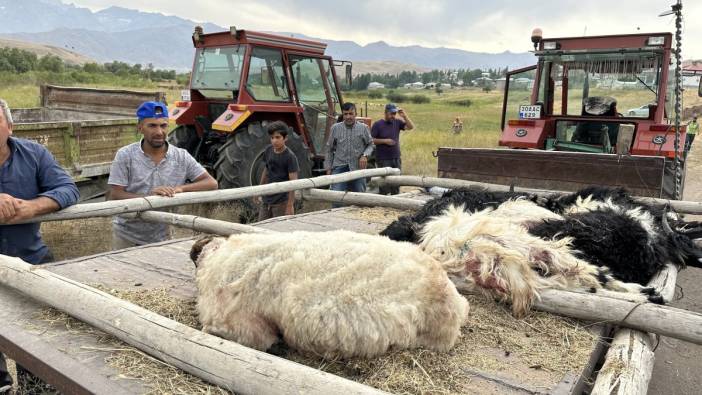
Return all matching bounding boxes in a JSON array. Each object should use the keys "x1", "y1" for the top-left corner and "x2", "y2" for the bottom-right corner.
[{"x1": 190, "y1": 236, "x2": 215, "y2": 266}]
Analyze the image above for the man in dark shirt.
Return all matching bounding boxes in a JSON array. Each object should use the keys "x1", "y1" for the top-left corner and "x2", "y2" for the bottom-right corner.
[
  {"x1": 0, "y1": 98, "x2": 79, "y2": 391},
  {"x1": 257, "y1": 121, "x2": 299, "y2": 220},
  {"x1": 371, "y1": 103, "x2": 414, "y2": 195}
]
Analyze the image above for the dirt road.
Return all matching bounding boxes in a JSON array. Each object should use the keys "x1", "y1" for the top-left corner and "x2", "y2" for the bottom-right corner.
[{"x1": 649, "y1": 137, "x2": 702, "y2": 395}]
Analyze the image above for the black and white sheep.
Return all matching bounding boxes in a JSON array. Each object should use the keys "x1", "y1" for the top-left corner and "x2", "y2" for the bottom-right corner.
[{"x1": 382, "y1": 186, "x2": 702, "y2": 290}]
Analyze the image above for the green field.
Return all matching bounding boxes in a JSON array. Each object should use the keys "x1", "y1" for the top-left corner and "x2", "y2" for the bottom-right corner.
[
  {"x1": 3, "y1": 83, "x2": 702, "y2": 178},
  {"x1": 345, "y1": 89, "x2": 504, "y2": 175}
]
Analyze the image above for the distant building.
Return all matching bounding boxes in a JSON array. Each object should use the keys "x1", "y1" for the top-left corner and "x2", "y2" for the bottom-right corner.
[
  {"x1": 367, "y1": 82, "x2": 385, "y2": 90},
  {"x1": 425, "y1": 82, "x2": 437, "y2": 89},
  {"x1": 440, "y1": 83, "x2": 452, "y2": 89},
  {"x1": 410, "y1": 82, "x2": 425, "y2": 89}
]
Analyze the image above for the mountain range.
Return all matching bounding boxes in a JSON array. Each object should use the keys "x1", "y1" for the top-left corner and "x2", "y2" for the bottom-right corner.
[{"x1": 0, "y1": 0, "x2": 534, "y2": 71}]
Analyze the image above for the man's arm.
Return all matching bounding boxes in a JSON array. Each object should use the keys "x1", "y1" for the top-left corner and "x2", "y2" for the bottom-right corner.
[
  {"x1": 2, "y1": 146, "x2": 79, "y2": 223},
  {"x1": 176, "y1": 172, "x2": 217, "y2": 193},
  {"x1": 323, "y1": 126, "x2": 337, "y2": 174},
  {"x1": 399, "y1": 109, "x2": 414, "y2": 130},
  {"x1": 371, "y1": 122, "x2": 394, "y2": 146},
  {"x1": 0, "y1": 195, "x2": 60, "y2": 224},
  {"x1": 108, "y1": 185, "x2": 145, "y2": 200},
  {"x1": 359, "y1": 125, "x2": 374, "y2": 170}
]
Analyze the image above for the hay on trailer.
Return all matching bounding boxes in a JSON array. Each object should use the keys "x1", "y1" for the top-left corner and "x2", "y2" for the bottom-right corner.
[
  {"x1": 28, "y1": 286, "x2": 227, "y2": 395},
  {"x1": 343, "y1": 206, "x2": 409, "y2": 223},
  {"x1": 27, "y1": 286, "x2": 599, "y2": 394}
]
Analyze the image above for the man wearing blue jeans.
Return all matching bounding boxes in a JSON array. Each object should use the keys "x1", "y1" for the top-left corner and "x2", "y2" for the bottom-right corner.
[{"x1": 324, "y1": 102, "x2": 374, "y2": 206}]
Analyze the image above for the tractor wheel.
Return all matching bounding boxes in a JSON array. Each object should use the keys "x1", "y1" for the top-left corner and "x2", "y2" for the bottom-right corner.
[
  {"x1": 167, "y1": 125, "x2": 199, "y2": 155},
  {"x1": 214, "y1": 122, "x2": 313, "y2": 222}
]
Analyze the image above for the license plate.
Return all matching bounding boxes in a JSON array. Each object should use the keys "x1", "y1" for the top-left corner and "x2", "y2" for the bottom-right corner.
[
  {"x1": 519, "y1": 105, "x2": 541, "y2": 119},
  {"x1": 180, "y1": 90, "x2": 191, "y2": 101}
]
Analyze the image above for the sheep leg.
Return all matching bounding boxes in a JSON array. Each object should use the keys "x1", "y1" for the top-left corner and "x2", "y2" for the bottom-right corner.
[{"x1": 202, "y1": 298, "x2": 279, "y2": 351}]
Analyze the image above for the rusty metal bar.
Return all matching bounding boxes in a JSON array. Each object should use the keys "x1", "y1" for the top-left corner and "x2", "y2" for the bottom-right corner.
[{"x1": 0, "y1": 321, "x2": 131, "y2": 395}]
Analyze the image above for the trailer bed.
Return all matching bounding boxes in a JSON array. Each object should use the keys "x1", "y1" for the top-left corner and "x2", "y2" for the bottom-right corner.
[{"x1": 0, "y1": 201, "x2": 608, "y2": 394}]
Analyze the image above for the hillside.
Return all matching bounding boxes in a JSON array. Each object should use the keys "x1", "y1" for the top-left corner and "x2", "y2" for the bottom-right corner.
[
  {"x1": 0, "y1": 0, "x2": 534, "y2": 71},
  {"x1": 352, "y1": 61, "x2": 429, "y2": 76},
  {"x1": 0, "y1": 37, "x2": 94, "y2": 65}
]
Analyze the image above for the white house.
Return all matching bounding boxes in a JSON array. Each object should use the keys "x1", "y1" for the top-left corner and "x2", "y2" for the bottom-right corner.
[
  {"x1": 425, "y1": 82, "x2": 437, "y2": 89},
  {"x1": 367, "y1": 82, "x2": 385, "y2": 90},
  {"x1": 440, "y1": 83, "x2": 452, "y2": 89},
  {"x1": 411, "y1": 82, "x2": 425, "y2": 89}
]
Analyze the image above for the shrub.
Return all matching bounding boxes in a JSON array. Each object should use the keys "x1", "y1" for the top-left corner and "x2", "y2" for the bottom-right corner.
[
  {"x1": 368, "y1": 90, "x2": 383, "y2": 99},
  {"x1": 449, "y1": 99, "x2": 472, "y2": 107},
  {"x1": 410, "y1": 94, "x2": 431, "y2": 104},
  {"x1": 386, "y1": 92, "x2": 408, "y2": 103}
]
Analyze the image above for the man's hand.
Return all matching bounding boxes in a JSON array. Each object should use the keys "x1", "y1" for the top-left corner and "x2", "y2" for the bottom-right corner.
[
  {"x1": 6, "y1": 199, "x2": 38, "y2": 223},
  {"x1": 384, "y1": 138, "x2": 397, "y2": 146},
  {"x1": 0, "y1": 193, "x2": 18, "y2": 221},
  {"x1": 359, "y1": 155, "x2": 368, "y2": 170},
  {"x1": 150, "y1": 186, "x2": 178, "y2": 197}
]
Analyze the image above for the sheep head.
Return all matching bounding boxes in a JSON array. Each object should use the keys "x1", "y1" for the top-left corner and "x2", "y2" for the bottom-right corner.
[{"x1": 190, "y1": 236, "x2": 225, "y2": 268}]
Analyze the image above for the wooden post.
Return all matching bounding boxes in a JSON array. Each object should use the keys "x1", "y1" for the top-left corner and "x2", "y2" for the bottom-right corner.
[
  {"x1": 591, "y1": 264, "x2": 679, "y2": 395},
  {"x1": 18, "y1": 168, "x2": 401, "y2": 224},
  {"x1": 124, "y1": 211, "x2": 267, "y2": 236},
  {"x1": 301, "y1": 189, "x2": 425, "y2": 210},
  {"x1": 0, "y1": 255, "x2": 386, "y2": 395},
  {"x1": 450, "y1": 276, "x2": 702, "y2": 345},
  {"x1": 374, "y1": 175, "x2": 702, "y2": 214}
]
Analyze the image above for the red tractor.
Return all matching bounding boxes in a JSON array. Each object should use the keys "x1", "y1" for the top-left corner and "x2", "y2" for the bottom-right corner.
[
  {"x1": 168, "y1": 26, "x2": 359, "y2": 192},
  {"x1": 437, "y1": 30, "x2": 702, "y2": 199}
]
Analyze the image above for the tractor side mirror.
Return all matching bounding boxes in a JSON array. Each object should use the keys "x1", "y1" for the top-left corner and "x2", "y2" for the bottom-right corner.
[{"x1": 345, "y1": 64, "x2": 352, "y2": 87}]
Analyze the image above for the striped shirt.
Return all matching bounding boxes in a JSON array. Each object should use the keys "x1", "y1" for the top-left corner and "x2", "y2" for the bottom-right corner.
[{"x1": 323, "y1": 121, "x2": 374, "y2": 171}]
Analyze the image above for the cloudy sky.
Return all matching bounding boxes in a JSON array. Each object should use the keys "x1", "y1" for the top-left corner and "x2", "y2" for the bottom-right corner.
[{"x1": 67, "y1": 0, "x2": 702, "y2": 58}]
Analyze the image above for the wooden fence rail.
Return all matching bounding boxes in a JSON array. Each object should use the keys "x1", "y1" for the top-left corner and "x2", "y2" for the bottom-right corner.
[
  {"x1": 15, "y1": 168, "x2": 400, "y2": 224},
  {"x1": 373, "y1": 175, "x2": 702, "y2": 214},
  {"x1": 0, "y1": 255, "x2": 387, "y2": 395}
]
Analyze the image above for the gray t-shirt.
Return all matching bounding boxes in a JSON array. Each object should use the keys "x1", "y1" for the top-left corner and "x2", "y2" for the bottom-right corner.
[{"x1": 108, "y1": 141, "x2": 207, "y2": 245}]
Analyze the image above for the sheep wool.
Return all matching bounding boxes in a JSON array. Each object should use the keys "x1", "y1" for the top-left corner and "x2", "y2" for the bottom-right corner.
[{"x1": 192, "y1": 230, "x2": 470, "y2": 359}]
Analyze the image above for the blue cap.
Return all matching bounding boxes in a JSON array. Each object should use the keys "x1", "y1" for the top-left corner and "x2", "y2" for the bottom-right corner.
[
  {"x1": 136, "y1": 101, "x2": 169, "y2": 120},
  {"x1": 385, "y1": 103, "x2": 398, "y2": 113}
]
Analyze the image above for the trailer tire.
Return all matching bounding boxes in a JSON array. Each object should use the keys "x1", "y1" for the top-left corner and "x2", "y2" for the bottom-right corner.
[
  {"x1": 167, "y1": 125, "x2": 199, "y2": 155},
  {"x1": 214, "y1": 122, "x2": 312, "y2": 222}
]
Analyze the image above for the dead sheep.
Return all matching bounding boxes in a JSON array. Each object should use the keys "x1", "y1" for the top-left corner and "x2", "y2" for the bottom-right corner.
[
  {"x1": 419, "y1": 204, "x2": 658, "y2": 317},
  {"x1": 190, "y1": 230, "x2": 470, "y2": 358}
]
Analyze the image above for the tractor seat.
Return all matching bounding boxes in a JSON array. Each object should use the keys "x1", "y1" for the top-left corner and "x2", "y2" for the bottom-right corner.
[{"x1": 582, "y1": 96, "x2": 617, "y2": 116}]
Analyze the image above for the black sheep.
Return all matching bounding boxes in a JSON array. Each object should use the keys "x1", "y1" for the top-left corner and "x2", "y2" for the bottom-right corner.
[{"x1": 529, "y1": 207, "x2": 668, "y2": 285}]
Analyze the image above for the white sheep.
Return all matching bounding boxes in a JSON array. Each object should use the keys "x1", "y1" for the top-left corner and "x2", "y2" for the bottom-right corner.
[{"x1": 190, "y1": 230, "x2": 469, "y2": 358}]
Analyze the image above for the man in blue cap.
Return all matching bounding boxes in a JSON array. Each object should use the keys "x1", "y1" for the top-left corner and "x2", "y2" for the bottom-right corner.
[
  {"x1": 371, "y1": 103, "x2": 414, "y2": 195},
  {"x1": 107, "y1": 101, "x2": 217, "y2": 249}
]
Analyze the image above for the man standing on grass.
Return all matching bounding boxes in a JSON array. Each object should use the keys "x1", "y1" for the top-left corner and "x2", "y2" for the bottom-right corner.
[
  {"x1": 324, "y1": 102, "x2": 374, "y2": 205},
  {"x1": 107, "y1": 101, "x2": 217, "y2": 249},
  {"x1": 0, "y1": 98, "x2": 79, "y2": 392},
  {"x1": 686, "y1": 114, "x2": 699, "y2": 152},
  {"x1": 371, "y1": 103, "x2": 414, "y2": 195}
]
